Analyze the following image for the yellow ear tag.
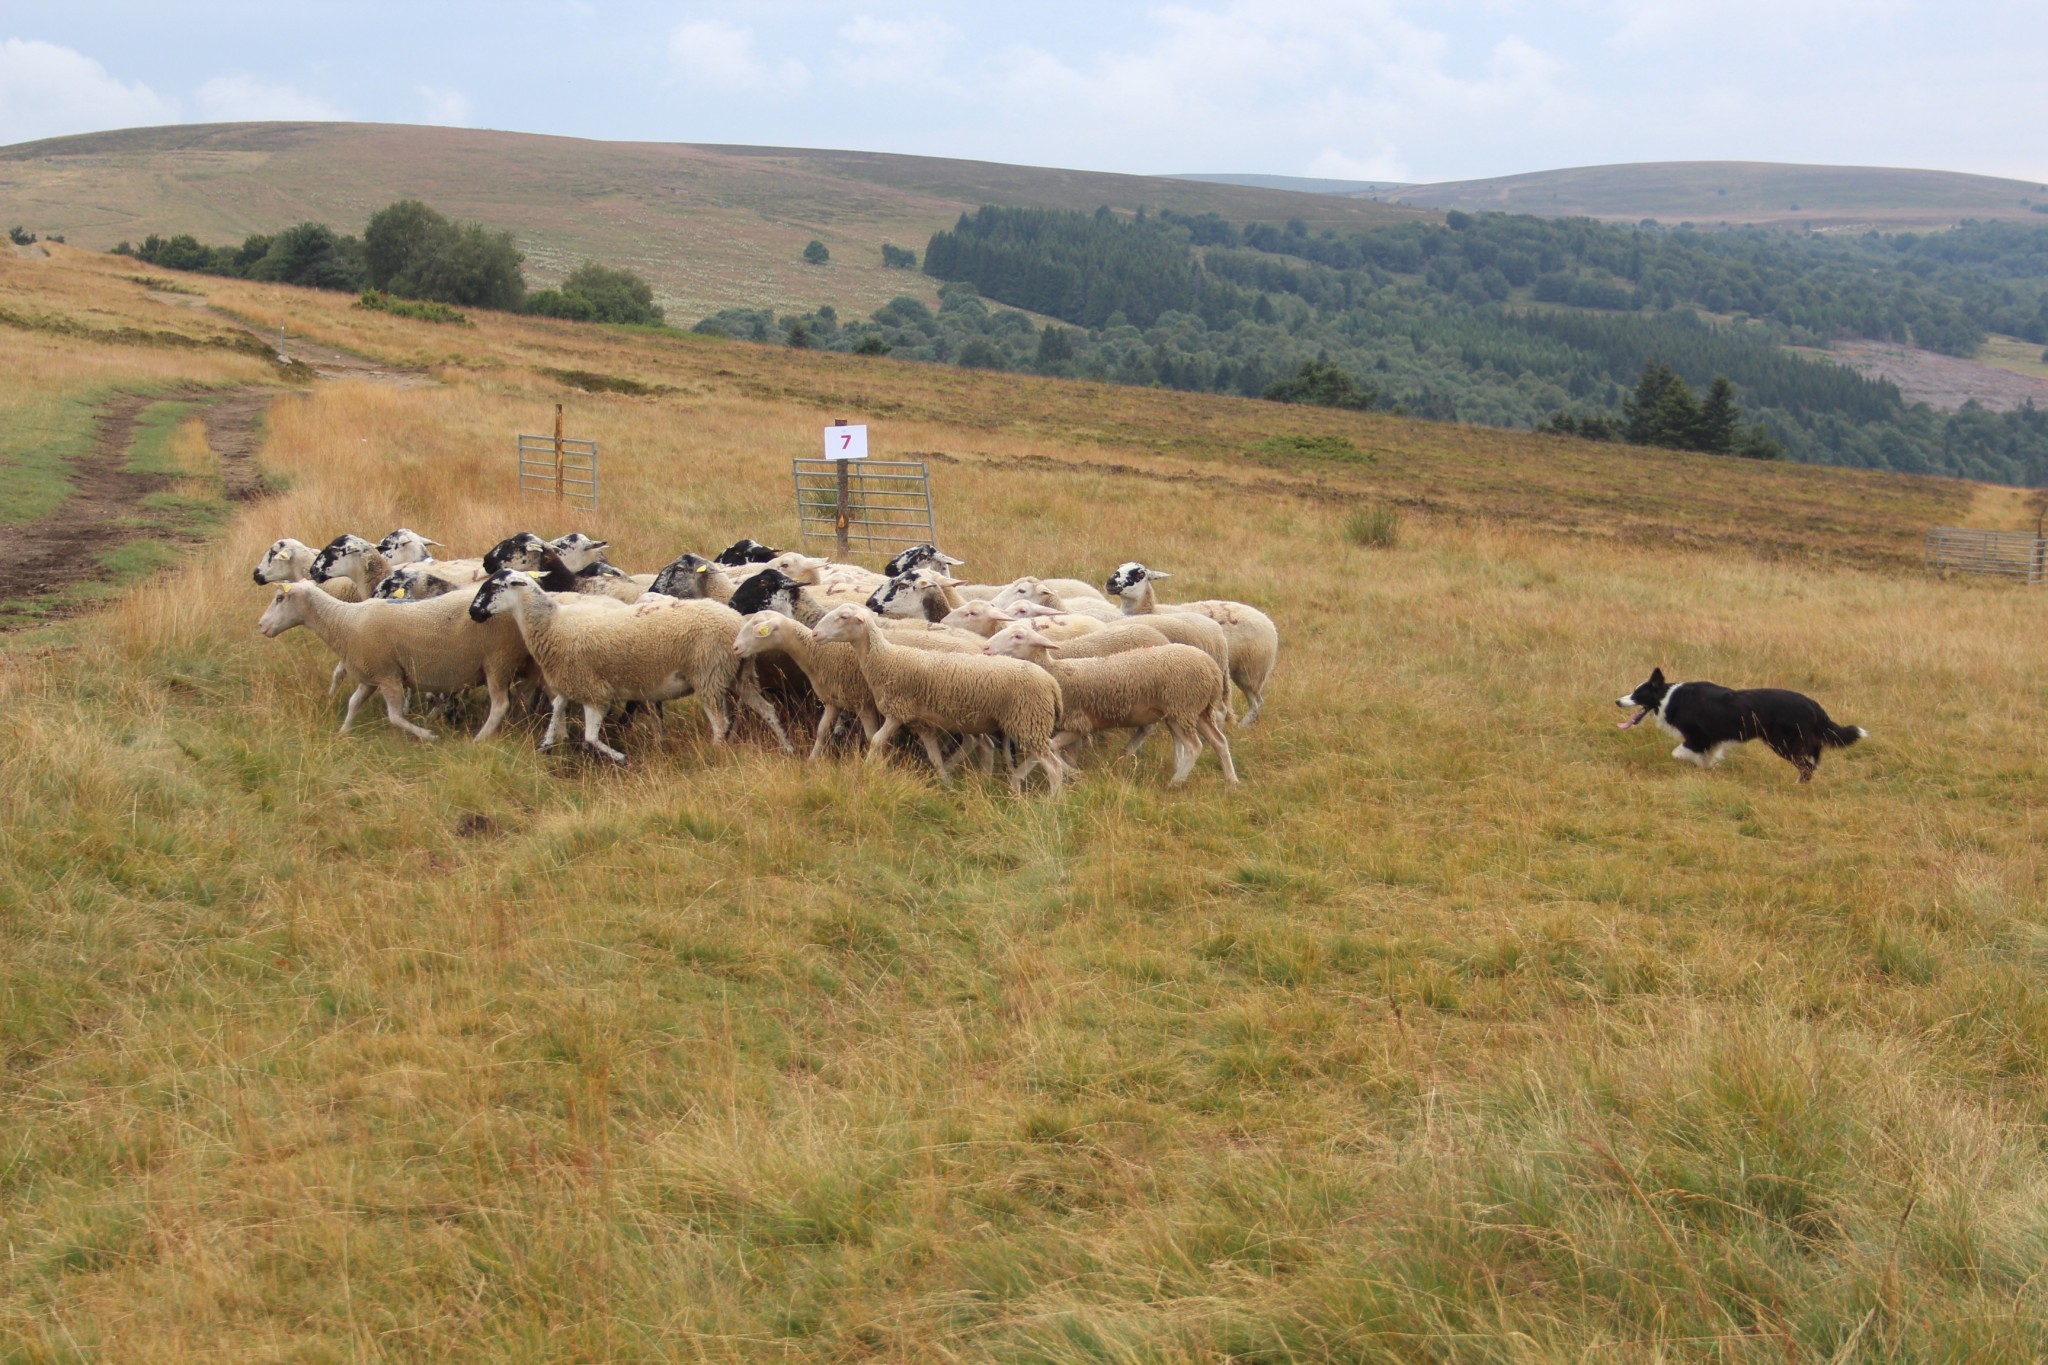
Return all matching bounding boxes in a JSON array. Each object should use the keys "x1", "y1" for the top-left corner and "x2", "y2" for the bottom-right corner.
[
  {"x1": 756, "y1": 623, "x2": 772, "y2": 636},
  {"x1": 391, "y1": 588, "x2": 407, "y2": 599},
  {"x1": 695, "y1": 564, "x2": 709, "y2": 574}
]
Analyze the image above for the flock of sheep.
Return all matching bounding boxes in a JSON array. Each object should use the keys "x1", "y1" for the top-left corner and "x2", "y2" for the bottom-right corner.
[{"x1": 252, "y1": 529, "x2": 1280, "y2": 790}]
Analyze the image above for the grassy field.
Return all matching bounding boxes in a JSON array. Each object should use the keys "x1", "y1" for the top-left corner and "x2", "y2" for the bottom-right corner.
[
  {"x1": 3, "y1": 247, "x2": 2047, "y2": 1359},
  {"x1": 1386, "y1": 160, "x2": 2048, "y2": 230},
  {"x1": 0, "y1": 122, "x2": 1429, "y2": 325}
]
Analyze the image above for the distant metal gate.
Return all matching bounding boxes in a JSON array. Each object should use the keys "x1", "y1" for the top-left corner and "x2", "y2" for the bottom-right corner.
[
  {"x1": 518, "y1": 432, "x2": 598, "y2": 513},
  {"x1": 1926, "y1": 527, "x2": 2045, "y2": 584},
  {"x1": 792, "y1": 458, "x2": 935, "y2": 555}
]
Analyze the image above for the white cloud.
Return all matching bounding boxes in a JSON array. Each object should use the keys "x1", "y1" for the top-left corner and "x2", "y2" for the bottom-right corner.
[
  {"x1": 970, "y1": 2, "x2": 1582, "y2": 179},
  {"x1": 0, "y1": 38, "x2": 177, "y2": 144},
  {"x1": 668, "y1": 19, "x2": 808, "y2": 93},
  {"x1": 418, "y1": 85, "x2": 473, "y2": 126},
  {"x1": 833, "y1": 15, "x2": 955, "y2": 89},
  {"x1": 194, "y1": 74, "x2": 344, "y2": 122}
]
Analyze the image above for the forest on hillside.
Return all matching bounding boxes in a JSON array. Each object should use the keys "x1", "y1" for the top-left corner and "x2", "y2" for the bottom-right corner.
[{"x1": 697, "y1": 208, "x2": 2048, "y2": 484}]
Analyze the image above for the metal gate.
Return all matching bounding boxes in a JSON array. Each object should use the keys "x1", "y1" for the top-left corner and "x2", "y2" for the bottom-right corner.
[
  {"x1": 1926, "y1": 527, "x2": 2045, "y2": 584},
  {"x1": 792, "y1": 458, "x2": 935, "y2": 555},
  {"x1": 518, "y1": 432, "x2": 599, "y2": 512}
]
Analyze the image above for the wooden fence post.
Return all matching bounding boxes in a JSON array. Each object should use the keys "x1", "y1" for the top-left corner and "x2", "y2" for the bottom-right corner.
[
  {"x1": 554, "y1": 404, "x2": 565, "y2": 504},
  {"x1": 833, "y1": 418, "x2": 850, "y2": 560}
]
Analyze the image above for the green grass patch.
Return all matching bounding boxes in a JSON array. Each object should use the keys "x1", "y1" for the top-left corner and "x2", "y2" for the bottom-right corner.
[
  {"x1": 543, "y1": 366, "x2": 675, "y2": 397},
  {"x1": 1249, "y1": 432, "x2": 1376, "y2": 465},
  {"x1": 0, "y1": 388, "x2": 107, "y2": 526},
  {"x1": 1345, "y1": 504, "x2": 1401, "y2": 548},
  {"x1": 355, "y1": 290, "x2": 471, "y2": 325},
  {"x1": 124, "y1": 400, "x2": 196, "y2": 476}
]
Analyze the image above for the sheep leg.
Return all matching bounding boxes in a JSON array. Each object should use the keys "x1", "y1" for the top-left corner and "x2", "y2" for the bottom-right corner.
[
  {"x1": 541, "y1": 695, "x2": 570, "y2": 748},
  {"x1": 1236, "y1": 682, "x2": 1264, "y2": 726},
  {"x1": 920, "y1": 727, "x2": 958, "y2": 782},
  {"x1": 1165, "y1": 720, "x2": 1202, "y2": 787},
  {"x1": 582, "y1": 703, "x2": 627, "y2": 764},
  {"x1": 1197, "y1": 711, "x2": 1240, "y2": 786},
  {"x1": 339, "y1": 683, "x2": 372, "y2": 734},
  {"x1": 865, "y1": 716, "x2": 902, "y2": 762},
  {"x1": 809, "y1": 704, "x2": 840, "y2": 762},
  {"x1": 1122, "y1": 723, "x2": 1155, "y2": 758},
  {"x1": 736, "y1": 665, "x2": 794, "y2": 753},
  {"x1": 327, "y1": 660, "x2": 348, "y2": 697},
  {"x1": 697, "y1": 689, "x2": 732, "y2": 744},
  {"x1": 473, "y1": 673, "x2": 513, "y2": 741},
  {"x1": 380, "y1": 682, "x2": 437, "y2": 743},
  {"x1": 1011, "y1": 745, "x2": 1064, "y2": 795}
]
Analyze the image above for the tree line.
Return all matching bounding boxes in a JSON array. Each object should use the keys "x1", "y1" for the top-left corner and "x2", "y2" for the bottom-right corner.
[
  {"x1": 694, "y1": 203, "x2": 2048, "y2": 485},
  {"x1": 115, "y1": 200, "x2": 663, "y2": 326}
]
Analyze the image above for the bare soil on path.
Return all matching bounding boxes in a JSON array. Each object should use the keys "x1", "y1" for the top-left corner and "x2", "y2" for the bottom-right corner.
[{"x1": 0, "y1": 387, "x2": 272, "y2": 616}]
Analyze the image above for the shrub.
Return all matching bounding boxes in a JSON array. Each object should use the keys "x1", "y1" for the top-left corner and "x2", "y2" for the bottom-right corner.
[
  {"x1": 881, "y1": 244, "x2": 916, "y2": 269},
  {"x1": 552, "y1": 262, "x2": 663, "y2": 325},
  {"x1": 7, "y1": 226, "x2": 35, "y2": 246},
  {"x1": 956, "y1": 339, "x2": 1003, "y2": 369},
  {"x1": 1263, "y1": 358, "x2": 1378, "y2": 410},
  {"x1": 1251, "y1": 433, "x2": 1374, "y2": 465},
  {"x1": 803, "y1": 240, "x2": 830, "y2": 265},
  {"x1": 524, "y1": 289, "x2": 597, "y2": 322},
  {"x1": 356, "y1": 291, "x2": 470, "y2": 325},
  {"x1": 1345, "y1": 505, "x2": 1400, "y2": 548},
  {"x1": 853, "y1": 334, "x2": 891, "y2": 356}
]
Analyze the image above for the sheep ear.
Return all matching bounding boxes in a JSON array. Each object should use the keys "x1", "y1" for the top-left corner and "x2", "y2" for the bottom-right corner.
[
  {"x1": 424, "y1": 538, "x2": 443, "y2": 547},
  {"x1": 1148, "y1": 570, "x2": 1171, "y2": 579},
  {"x1": 939, "y1": 553, "x2": 964, "y2": 566}
]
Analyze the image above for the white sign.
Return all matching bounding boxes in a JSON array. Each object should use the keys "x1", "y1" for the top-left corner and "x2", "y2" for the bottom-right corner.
[{"x1": 824, "y1": 423, "x2": 869, "y2": 461}]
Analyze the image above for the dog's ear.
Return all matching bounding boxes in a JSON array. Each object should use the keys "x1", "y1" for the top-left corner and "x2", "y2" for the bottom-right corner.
[{"x1": 1649, "y1": 667, "x2": 1664, "y2": 685}]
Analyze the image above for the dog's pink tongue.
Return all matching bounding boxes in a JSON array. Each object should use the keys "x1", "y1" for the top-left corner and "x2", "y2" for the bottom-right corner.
[{"x1": 1617, "y1": 707, "x2": 1650, "y2": 730}]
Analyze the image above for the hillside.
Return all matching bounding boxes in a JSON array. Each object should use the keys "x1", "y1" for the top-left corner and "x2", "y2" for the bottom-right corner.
[
  {"x1": 1380, "y1": 160, "x2": 2048, "y2": 229},
  {"x1": 5, "y1": 243, "x2": 2048, "y2": 1355},
  {"x1": 0, "y1": 122, "x2": 1430, "y2": 321}
]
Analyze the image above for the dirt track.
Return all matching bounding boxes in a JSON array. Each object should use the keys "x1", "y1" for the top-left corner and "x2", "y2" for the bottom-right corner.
[{"x1": 0, "y1": 388, "x2": 271, "y2": 617}]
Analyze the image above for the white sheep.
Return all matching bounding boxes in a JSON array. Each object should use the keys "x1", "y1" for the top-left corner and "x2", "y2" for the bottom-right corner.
[
  {"x1": 732, "y1": 612, "x2": 879, "y2": 760},
  {"x1": 257, "y1": 581, "x2": 530, "y2": 742},
  {"x1": 812, "y1": 605, "x2": 1064, "y2": 792},
  {"x1": 1106, "y1": 563, "x2": 1277, "y2": 725},
  {"x1": 469, "y1": 570, "x2": 792, "y2": 763},
  {"x1": 985, "y1": 624, "x2": 1238, "y2": 786},
  {"x1": 986, "y1": 618, "x2": 1173, "y2": 660},
  {"x1": 991, "y1": 577, "x2": 1121, "y2": 620},
  {"x1": 374, "y1": 529, "x2": 489, "y2": 585},
  {"x1": 253, "y1": 537, "x2": 363, "y2": 696},
  {"x1": 941, "y1": 599, "x2": 1103, "y2": 643}
]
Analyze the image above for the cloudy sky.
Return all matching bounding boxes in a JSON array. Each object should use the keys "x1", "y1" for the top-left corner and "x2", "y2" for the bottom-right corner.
[{"x1": 3, "y1": 2, "x2": 2041, "y2": 183}]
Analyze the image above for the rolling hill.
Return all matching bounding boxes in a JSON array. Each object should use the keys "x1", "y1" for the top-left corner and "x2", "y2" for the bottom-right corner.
[
  {"x1": 0, "y1": 122, "x2": 1430, "y2": 321},
  {"x1": 1376, "y1": 159, "x2": 2048, "y2": 229},
  {"x1": 4, "y1": 236, "x2": 2047, "y2": 1358}
]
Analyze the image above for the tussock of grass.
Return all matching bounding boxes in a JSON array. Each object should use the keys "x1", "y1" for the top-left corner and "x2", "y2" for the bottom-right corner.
[
  {"x1": 1345, "y1": 503, "x2": 1400, "y2": 548},
  {"x1": 1, "y1": 244, "x2": 2046, "y2": 1356}
]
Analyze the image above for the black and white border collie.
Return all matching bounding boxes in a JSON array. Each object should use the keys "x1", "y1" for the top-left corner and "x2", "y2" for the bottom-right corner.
[{"x1": 1616, "y1": 668, "x2": 1867, "y2": 783}]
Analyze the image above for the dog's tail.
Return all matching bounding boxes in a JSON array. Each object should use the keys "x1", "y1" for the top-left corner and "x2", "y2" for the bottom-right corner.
[{"x1": 1822, "y1": 722, "x2": 1867, "y2": 749}]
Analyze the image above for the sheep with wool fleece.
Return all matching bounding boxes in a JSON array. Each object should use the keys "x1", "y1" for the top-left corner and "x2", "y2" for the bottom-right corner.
[
  {"x1": 469, "y1": 570, "x2": 792, "y2": 763},
  {"x1": 941, "y1": 599, "x2": 1103, "y2": 643},
  {"x1": 648, "y1": 553, "x2": 739, "y2": 603},
  {"x1": 987, "y1": 618, "x2": 1173, "y2": 660},
  {"x1": 732, "y1": 612, "x2": 880, "y2": 760},
  {"x1": 984, "y1": 625, "x2": 1237, "y2": 787},
  {"x1": 813, "y1": 605, "x2": 1064, "y2": 792},
  {"x1": 374, "y1": 528, "x2": 488, "y2": 584},
  {"x1": 1106, "y1": 562, "x2": 1277, "y2": 725},
  {"x1": 257, "y1": 580, "x2": 531, "y2": 741},
  {"x1": 992, "y1": 577, "x2": 1121, "y2": 621}
]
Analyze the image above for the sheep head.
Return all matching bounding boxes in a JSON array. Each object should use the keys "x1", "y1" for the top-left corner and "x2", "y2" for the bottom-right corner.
[{"x1": 469, "y1": 569, "x2": 540, "y2": 622}]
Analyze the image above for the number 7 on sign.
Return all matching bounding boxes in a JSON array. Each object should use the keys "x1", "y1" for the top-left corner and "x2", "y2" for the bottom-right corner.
[{"x1": 824, "y1": 423, "x2": 869, "y2": 461}]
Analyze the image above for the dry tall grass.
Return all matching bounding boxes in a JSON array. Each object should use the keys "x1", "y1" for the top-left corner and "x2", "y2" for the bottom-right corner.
[{"x1": 2, "y1": 249, "x2": 2045, "y2": 1359}]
